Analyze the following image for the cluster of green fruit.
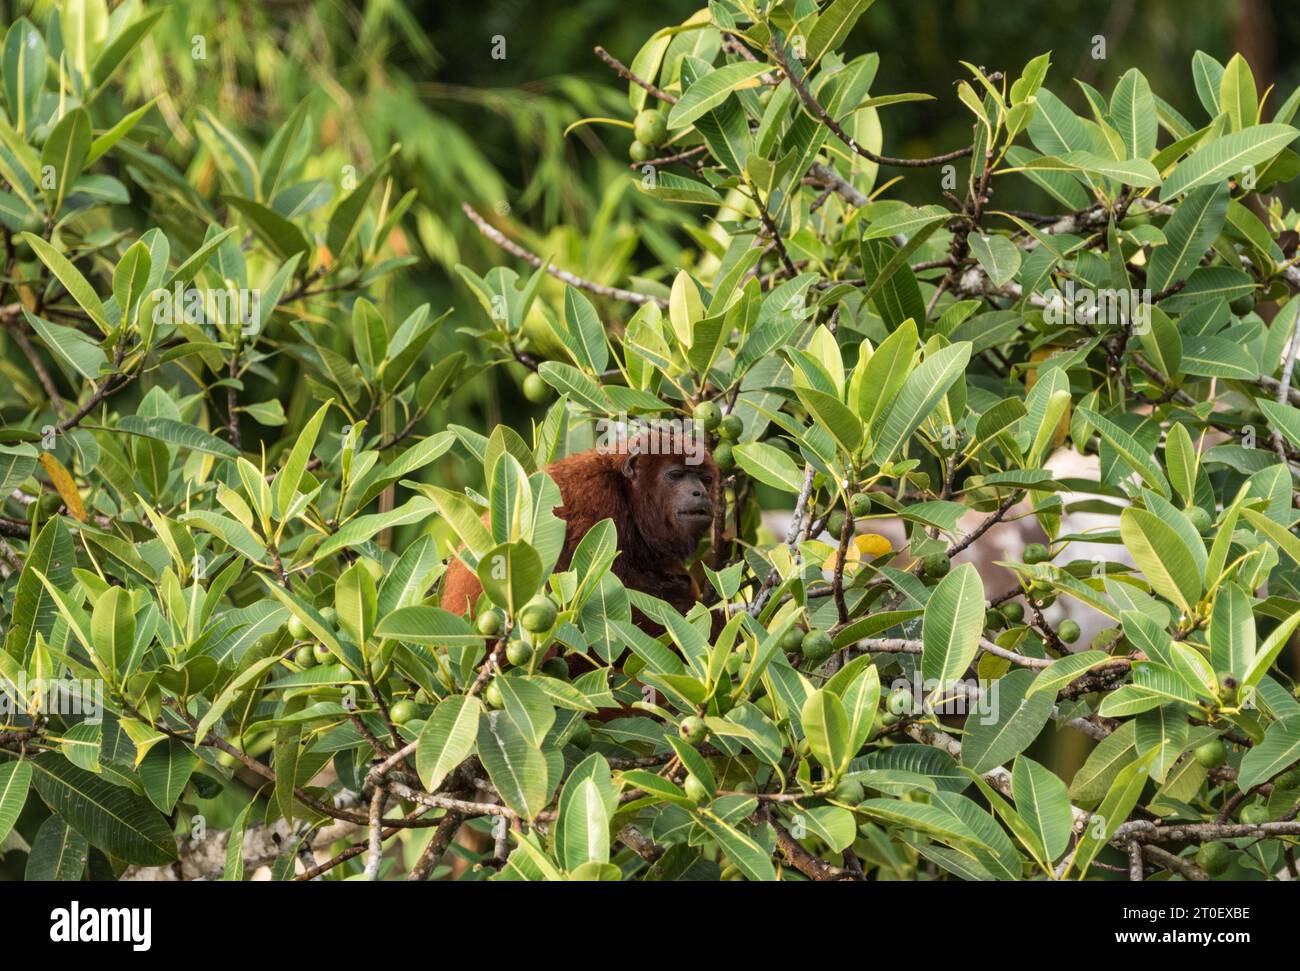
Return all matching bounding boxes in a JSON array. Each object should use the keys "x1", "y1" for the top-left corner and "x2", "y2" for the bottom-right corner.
[
  {"x1": 692, "y1": 399, "x2": 743, "y2": 469},
  {"x1": 823, "y1": 490, "x2": 875, "y2": 539},
  {"x1": 479, "y1": 594, "x2": 564, "y2": 709},
  {"x1": 776, "y1": 625, "x2": 835, "y2": 664},
  {"x1": 628, "y1": 108, "x2": 668, "y2": 162}
]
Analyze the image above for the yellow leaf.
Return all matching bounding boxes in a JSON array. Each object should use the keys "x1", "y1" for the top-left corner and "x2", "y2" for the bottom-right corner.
[
  {"x1": 38, "y1": 452, "x2": 86, "y2": 522},
  {"x1": 853, "y1": 533, "x2": 892, "y2": 558}
]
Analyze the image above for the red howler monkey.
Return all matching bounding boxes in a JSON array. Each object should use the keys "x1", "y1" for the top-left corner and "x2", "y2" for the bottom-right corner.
[{"x1": 441, "y1": 436, "x2": 719, "y2": 624}]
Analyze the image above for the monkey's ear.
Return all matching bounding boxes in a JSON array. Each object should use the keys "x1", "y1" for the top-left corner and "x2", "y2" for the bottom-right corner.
[{"x1": 621, "y1": 452, "x2": 639, "y2": 479}]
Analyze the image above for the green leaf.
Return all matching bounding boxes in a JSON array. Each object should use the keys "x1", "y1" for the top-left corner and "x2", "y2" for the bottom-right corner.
[
  {"x1": 30, "y1": 753, "x2": 177, "y2": 866},
  {"x1": 334, "y1": 561, "x2": 377, "y2": 648},
  {"x1": 416, "y1": 695, "x2": 482, "y2": 791},
  {"x1": 3, "y1": 19, "x2": 45, "y2": 134},
  {"x1": 968, "y1": 233, "x2": 1021, "y2": 287},
  {"x1": 1111, "y1": 68, "x2": 1158, "y2": 159},
  {"x1": 872, "y1": 343, "x2": 971, "y2": 463},
  {"x1": 223, "y1": 195, "x2": 310, "y2": 261},
  {"x1": 1078, "y1": 407, "x2": 1171, "y2": 497},
  {"x1": 1147, "y1": 183, "x2": 1229, "y2": 294},
  {"x1": 806, "y1": 0, "x2": 878, "y2": 68},
  {"x1": 694, "y1": 810, "x2": 776, "y2": 881},
  {"x1": 116, "y1": 415, "x2": 240, "y2": 460},
  {"x1": 1119, "y1": 507, "x2": 1202, "y2": 613},
  {"x1": 801, "y1": 688, "x2": 850, "y2": 774},
  {"x1": 0, "y1": 761, "x2": 32, "y2": 845},
  {"x1": 667, "y1": 62, "x2": 769, "y2": 130},
  {"x1": 1161, "y1": 124, "x2": 1298, "y2": 199},
  {"x1": 732, "y1": 442, "x2": 805, "y2": 492},
  {"x1": 41, "y1": 107, "x2": 92, "y2": 212},
  {"x1": 921, "y1": 563, "x2": 985, "y2": 687},
  {"x1": 1237, "y1": 716, "x2": 1300, "y2": 791},
  {"x1": 18, "y1": 233, "x2": 112, "y2": 334},
  {"x1": 554, "y1": 754, "x2": 616, "y2": 871},
  {"x1": 139, "y1": 738, "x2": 196, "y2": 814},
  {"x1": 1067, "y1": 755, "x2": 1151, "y2": 878},
  {"x1": 1026, "y1": 651, "x2": 1111, "y2": 698},
  {"x1": 90, "y1": 585, "x2": 134, "y2": 678},
  {"x1": 1012, "y1": 756, "x2": 1073, "y2": 864},
  {"x1": 1209, "y1": 582, "x2": 1255, "y2": 680},
  {"x1": 476, "y1": 710, "x2": 549, "y2": 820},
  {"x1": 961, "y1": 669, "x2": 1055, "y2": 773},
  {"x1": 25, "y1": 815, "x2": 88, "y2": 880},
  {"x1": 327, "y1": 145, "x2": 399, "y2": 258},
  {"x1": 23, "y1": 309, "x2": 107, "y2": 379}
]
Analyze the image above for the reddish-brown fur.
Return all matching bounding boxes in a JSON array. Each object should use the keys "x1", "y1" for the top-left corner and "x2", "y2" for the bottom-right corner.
[{"x1": 441, "y1": 439, "x2": 719, "y2": 623}]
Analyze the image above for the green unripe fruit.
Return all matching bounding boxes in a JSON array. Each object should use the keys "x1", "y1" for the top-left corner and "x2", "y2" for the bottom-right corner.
[
  {"x1": 719, "y1": 862, "x2": 743, "y2": 881},
  {"x1": 390, "y1": 700, "x2": 418, "y2": 725},
  {"x1": 827, "y1": 511, "x2": 847, "y2": 538},
  {"x1": 985, "y1": 608, "x2": 1005, "y2": 631},
  {"x1": 1001, "y1": 601, "x2": 1024, "y2": 623},
  {"x1": 683, "y1": 774, "x2": 709, "y2": 804},
  {"x1": 693, "y1": 400, "x2": 722, "y2": 431},
  {"x1": 679, "y1": 715, "x2": 708, "y2": 745},
  {"x1": 712, "y1": 442, "x2": 735, "y2": 471},
  {"x1": 834, "y1": 778, "x2": 864, "y2": 804},
  {"x1": 569, "y1": 719, "x2": 592, "y2": 749},
  {"x1": 1194, "y1": 738, "x2": 1227, "y2": 769},
  {"x1": 294, "y1": 645, "x2": 317, "y2": 668},
  {"x1": 880, "y1": 710, "x2": 899, "y2": 727},
  {"x1": 780, "y1": 627, "x2": 806, "y2": 653},
  {"x1": 1058, "y1": 619, "x2": 1081, "y2": 644},
  {"x1": 1230, "y1": 294, "x2": 1254, "y2": 316},
  {"x1": 849, "y1": 491, "x2": 872, "y2": 517},
  {"x1": 320, "y1": 606, "x2": 338, "y2": 626},
  {"x1": 484, "y1": 681, "x2": 504, "y2": 709},
  {"x1": 633, "y1": 109, "x2": 668, "y2": 146},
  {"x1": 1187, "y1": 506, "x2": 1213, "y2": 532},
  {"x1": 314, "y1": 643, "x2": 332, "y2": 665},
  {"x1": 1023, "y1": 543, "x2": 1049, "y2": 565},
  {"x1": 522, "y1": 371, "x2": 550, "y2": 403},
  {"x1": 1276, "y1": 768, "x2": 1300, "y2": 789},
  {"x1": 20, "y1": 213, "x2": 44, "y2": 235},
  {"x1": 476, "y1": 610, "x2": 504, "y2": 636},
  {"x1": 800, "y1": 629, "x2": 834, "y2": 663},
  {"x1": 1030, "y1": 579, "x2": 1053, "y2": 597},
  {"x1": 887, "y1": 686, "x2": 915, "y2": 716},
  {"x1": 542, "y1": 656, "x2": 569, "y2": 679},
  {"x1": 922, "y1": 553, "x2": 951, "y2": 578},
  {"x1": 1196, "y1": 841, "x2": 1230, "y2": 876},
  {"x1": 505, "y1": 640, "x2": 534, "y2": 667},
  {"x1": 287, "y1": 616, "x2": 310, "y2": 640},
  {"x1": 1240, "y1": 803, "x2": 1269, "y2": 826},
  {"x1": 519, "y1": 595, "x2": 557, "y2": 633},
  {"x1": 717, "y1": 414, "x2": 743, "y2": 440},
  {"x1": 628, "y1": 139, "x2": 653, "y2": 162}
]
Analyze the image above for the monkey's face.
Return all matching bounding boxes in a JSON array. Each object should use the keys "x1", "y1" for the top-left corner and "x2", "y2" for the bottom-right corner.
[
  {"x1": 661, "y1": 460, "x2": 715, "y2": 537},
  {"x1": 621, "y1": 450, "x2": 718, "y2": 558}
]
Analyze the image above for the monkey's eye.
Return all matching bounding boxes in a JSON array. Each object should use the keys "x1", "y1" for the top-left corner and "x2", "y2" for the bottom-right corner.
[
  {"x1": 700, "y1": 475, "x2": 713, "y2": 488},
  {"x1": 667, "y1": 468, "x2": 685, "y2": 480}
]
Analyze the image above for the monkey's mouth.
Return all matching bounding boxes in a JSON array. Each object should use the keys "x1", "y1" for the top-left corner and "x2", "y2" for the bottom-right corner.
[{"x1": 676, "y1": 505, "x2": 714, "y2": 523}]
